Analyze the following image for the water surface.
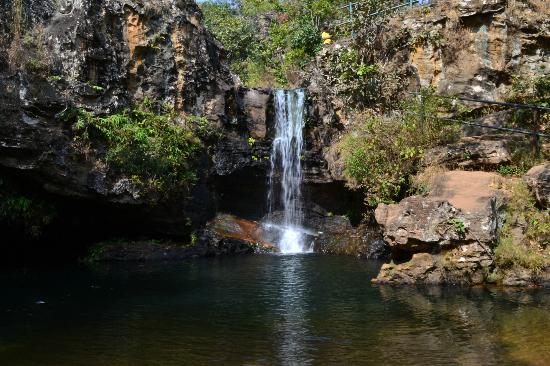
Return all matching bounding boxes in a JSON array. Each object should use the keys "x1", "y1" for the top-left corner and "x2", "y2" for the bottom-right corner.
[{"x1": 1, "y1": 255, "x2": 550, "y2": 365}]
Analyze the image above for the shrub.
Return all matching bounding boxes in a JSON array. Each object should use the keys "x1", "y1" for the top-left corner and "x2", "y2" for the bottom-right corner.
[
  {"x1": 494, "y1": 181, "x2": 550, "y2": 272},
  {"x1": 494, "y1": 236, "x2": 546, "y2": 272},
  {"x1": 337, "y1": 89, "x2": 459, "y2": 206},
  {"x1": 72, "y1": 99, "x2": 202, "y2": 197},
  {"x1": 507, "y1": 75, "x2": 550, "y2": 130},
  {"x1": 0, "y1": 178, "x2": 56, "y2": 238},
  {"x1": 315, "y1": 43, "x2": 409, "y2": 110}
]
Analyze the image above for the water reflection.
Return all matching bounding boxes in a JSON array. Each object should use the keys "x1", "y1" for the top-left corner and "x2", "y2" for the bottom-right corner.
[
  {"x1": 376, "y1": 285, "x2": 550, "y2": 366},
  {"x1": 1, "y1": 257, "x2": 550, "y2": 365},
  {"x1": 272, "y1": 255, "x2": 311, "y2": 365}
]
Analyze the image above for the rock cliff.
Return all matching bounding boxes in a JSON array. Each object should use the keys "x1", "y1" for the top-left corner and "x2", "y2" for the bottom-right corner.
[
  {"x1": 304, "y1": 0, "x2": 549, "y2": 176},
  {"x1": 0, "y1": 0, "x2": 242, "y2": 240},
  {"x1": 0, "y1": 0, "x2": 360, "y2": 256}
]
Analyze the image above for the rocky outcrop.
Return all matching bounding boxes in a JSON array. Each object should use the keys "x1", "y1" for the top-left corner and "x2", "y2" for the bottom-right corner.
[
  {"x1": 402, "y1": 0, "x2": 550, "y2": 101},
  {"x1": 373, "y1": 171, "x2": 505, "y2": 285},
  {"x1": 423, "y1": 135, "x2": 512, "y2": 169},
  {"x1": 0, "y1": 0, "x2": 345, "y2": 245},
  {"x1": 305, "y1": 0, "x2": 549, "y2": 132},
  {"x1": 524, "y1": 163, "x2": 550, "y2": 209}
]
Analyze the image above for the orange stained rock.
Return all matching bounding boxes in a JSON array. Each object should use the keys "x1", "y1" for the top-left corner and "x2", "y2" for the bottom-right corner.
[{"x1": 429, "y1": 170, "x2": 503, "y2": 214}]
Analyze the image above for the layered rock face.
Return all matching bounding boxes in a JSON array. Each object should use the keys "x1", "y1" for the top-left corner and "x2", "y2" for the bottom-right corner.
[
  {"x1": 373, "y1": 171, "x2": 504, "y2": 285},
  {"x1": 305, "y1": 0, "x2": 549, "y2": 144},
  {"x1": 0, "y1": 0, "x2": 241, "y2": 238},
  {"x1": 402, "y1": 0, "x2": 549, "y2": 100}
]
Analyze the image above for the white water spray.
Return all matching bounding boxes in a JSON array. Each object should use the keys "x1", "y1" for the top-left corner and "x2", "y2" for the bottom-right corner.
[{"x1": 266, "y1": 89, "x2": 310, "y2": 254}]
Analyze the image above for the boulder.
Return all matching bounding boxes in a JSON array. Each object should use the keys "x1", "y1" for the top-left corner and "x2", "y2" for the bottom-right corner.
[
  {"x1": 423, "y1": 136, "x2": 511, "y2": 170},
  {"x1": 374, "y1": 171, "x2": 505, "y2": 285},
  {"x1": 198, "y1": 213, "x2": 276, "y2": 254},
  {"x1": 377, "y1": 171, "x2": 503, "y2": 252},
  {"x1": 524, "y1": 163, "x2": 550, "y2": 209}
]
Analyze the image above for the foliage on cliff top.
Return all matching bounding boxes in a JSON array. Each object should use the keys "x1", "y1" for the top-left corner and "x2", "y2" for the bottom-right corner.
[
  {"x1": 314, "y1": 47, "x2": 407, "y2": 111},
  {"x1": 494, "y1": 180, "x2": 550, "y2": 272},
  {"x1": 71, "y1": 99, "x2": 202, "y2": 197},
  {"x1": 337, "y1": 89, "x2": 459, "y2": 207},
  {"x1": 200, "y1": 0, "x2": 347, "y2": 87}
]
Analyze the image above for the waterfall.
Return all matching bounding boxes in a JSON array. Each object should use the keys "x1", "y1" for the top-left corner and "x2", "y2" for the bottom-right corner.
[{"x1": 266, "y1": 89, "x2": 310, "y2": 254}]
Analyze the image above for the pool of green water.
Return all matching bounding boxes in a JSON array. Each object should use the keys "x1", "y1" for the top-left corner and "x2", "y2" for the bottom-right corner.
[{"x1": 1, "y1": 255, "x2": 550, "y2": 365}]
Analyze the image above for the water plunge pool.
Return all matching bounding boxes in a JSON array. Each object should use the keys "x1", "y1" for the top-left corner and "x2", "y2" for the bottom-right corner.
[{"x1": 1, "y1": 255, "x2": 550, "y2": 365}]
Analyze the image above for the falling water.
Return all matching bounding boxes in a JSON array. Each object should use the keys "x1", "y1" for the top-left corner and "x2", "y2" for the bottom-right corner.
[{"x1": 266, "y1": 89, "x2": 309, "y2": 254}]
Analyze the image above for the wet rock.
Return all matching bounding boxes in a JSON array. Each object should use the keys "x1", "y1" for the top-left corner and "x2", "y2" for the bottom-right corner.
[
  {"x1": 374, "y1": 171, "x2": 505, "y2": 285},
  {"x1": 88, "y1": 214, "x2": 275, "y2": 261},
  {"x1": 363, "y1": 230, "x2": 392, "y2": 260},
  {"x1": 502, "y1": 268, "x2": 537, "y2": 287},
  {"x1": 265, "y1": 205, "x2": 387, "y2": 258},
  {"x1": 374, "y1": 243, "x2": 493, "y2": 285},
  {"x1": 524, "y1": 163, "x2": 550, "y2": 209},
  {"x1": 87, "y1": 240, "x2": 212, "y2": 262},
  {"x1": 212, "y1": 136, "x2": 271, "y2": 176},
  {"x1": 198, "y1": 213, "x2": 276, "y2": 253},
  {"x1": 312, "y1": 216, "x2": 370, "y2": 257}
]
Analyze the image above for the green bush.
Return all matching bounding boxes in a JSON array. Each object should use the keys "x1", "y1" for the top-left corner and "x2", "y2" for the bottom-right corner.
[
  {"x1": 494, "y1": 181, "x2": 550, "y2": 272},
  {"x1": 507, "y1": 74, "x2": 550, "y2": 129},
  {"x1": 316, "y1": 46, "x2": 407, "y2": 110},
  {"x1": 337, "y1": 89, "x2": 459, "y2": 206},
  {"x1": 494, "y1": 236, "x2": 546, "y2": 272},
  {"x1": 0, "y1": 178, "x2": 56, "y2": 238},
  {"x1": 73, "y1": 99, "x2": 202, "y2": 197}
]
